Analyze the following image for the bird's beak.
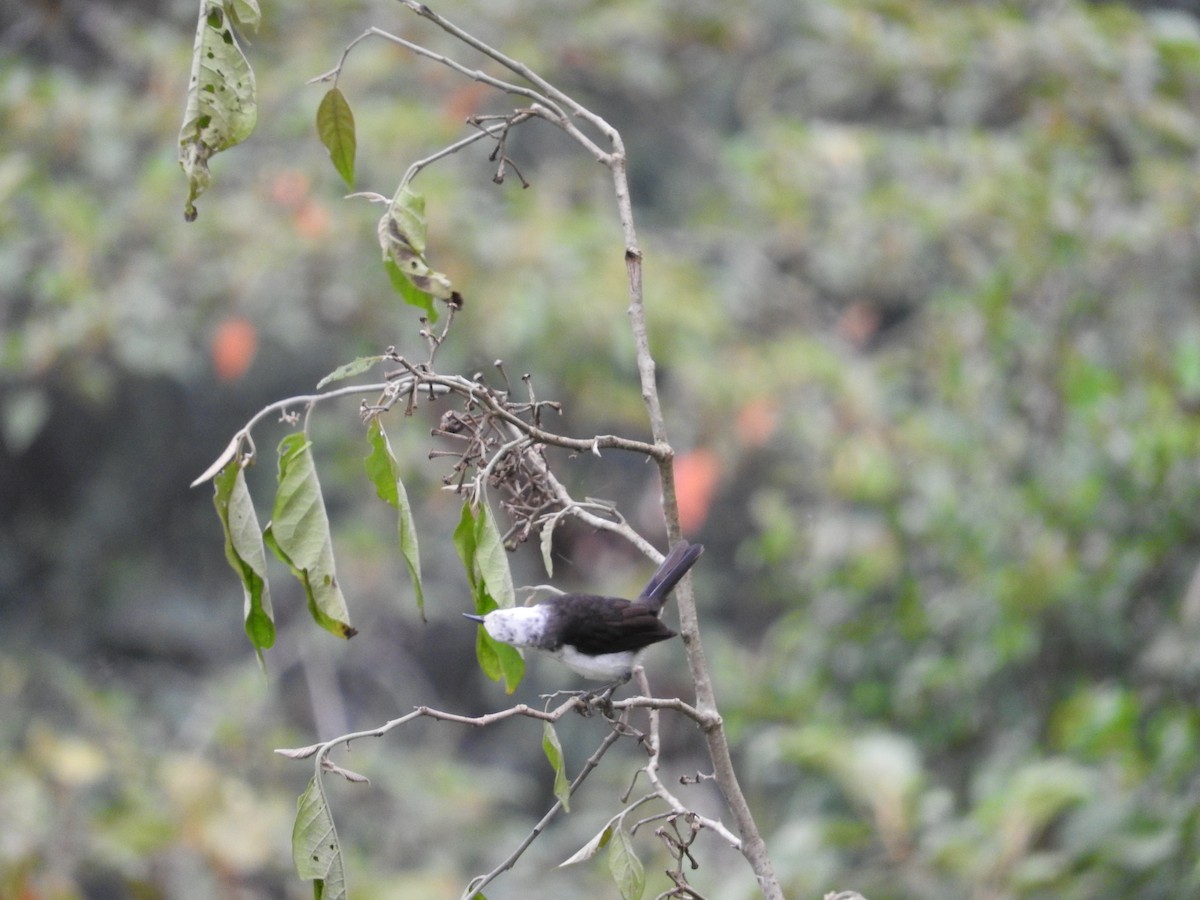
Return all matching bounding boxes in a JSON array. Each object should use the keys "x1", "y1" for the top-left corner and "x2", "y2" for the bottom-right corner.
[{"x1": 462, "y1": 613, "x2": 486, "y2": 623}]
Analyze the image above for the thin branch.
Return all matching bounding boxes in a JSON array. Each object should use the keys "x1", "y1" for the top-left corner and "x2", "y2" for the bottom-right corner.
[
  {"x1": 612, "y1": 694, "x2": 716, "y2": 729},
  {"x1": 275, "y1": 692, "x2": 724, "y2": 766},
  {"x1": 463, "y1": 725, "x2": 625, "y2": 899},
  {"x1": 310, "y1": 26, "x2": 563, "y2": 120},
  {"x1": 502, "y1": 420, "x2": 664, "y2": 559},
  {"x1": 396, "y1": 0, "x2": 612, "y2": 162},
  {"x1": 629, "y1": 809, "x2": 676, "y2": 835},
  {"x1": 189, "y1": 381, "x2": 399, "y2": 486},
  {"x1": 401, "y1": 118, "x2": 526, "y2": 188},
  {"x1": 436, "y1": 371, "x2": 667, "y2": 459},
  {"x1": 633, "y1": 669, "x2": 741, "y2": 849}
]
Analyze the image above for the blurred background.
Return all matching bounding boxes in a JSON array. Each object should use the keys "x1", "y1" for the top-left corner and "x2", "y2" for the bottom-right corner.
[{"x1": 6, "y1": 0, "x2": 1200, "y2": 897}]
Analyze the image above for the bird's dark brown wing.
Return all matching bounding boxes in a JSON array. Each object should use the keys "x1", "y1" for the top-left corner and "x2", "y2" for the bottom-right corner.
[{"x1": 547, "y1": 594, "x2": 676, "y2": 655}]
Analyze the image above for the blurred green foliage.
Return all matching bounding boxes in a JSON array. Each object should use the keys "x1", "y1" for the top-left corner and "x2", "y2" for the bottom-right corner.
[{"x1": 6, "y1": 0, "x2": 1200, "y2": 897}]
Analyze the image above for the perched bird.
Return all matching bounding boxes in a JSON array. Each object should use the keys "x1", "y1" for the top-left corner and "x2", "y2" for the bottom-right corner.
[{"x1": 464, "y1": 541, "x2": 704, "y2": 694}]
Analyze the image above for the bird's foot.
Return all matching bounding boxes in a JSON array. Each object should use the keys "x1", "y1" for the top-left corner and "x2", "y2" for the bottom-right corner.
[
  {"x1": 542, "y1": 678, "x2": 628, "y2": 718},
  {"x1": 580, "y1": 681, "x2": 624, "y2": 718}
]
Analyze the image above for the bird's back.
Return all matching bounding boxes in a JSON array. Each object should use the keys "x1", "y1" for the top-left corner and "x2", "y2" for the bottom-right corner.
[{"x1": 544, "y1": 594, "x2": 676, "y2": 656}]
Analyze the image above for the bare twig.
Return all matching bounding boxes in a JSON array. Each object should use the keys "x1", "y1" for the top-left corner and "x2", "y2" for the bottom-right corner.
[
  {"x1": 395, "y1": 0, "x2": 611, "y2": 162},
  {"x1": 462, "y1": 725, "x2": 624, "y2": 899},
  {"x1": 633, "y1": 669, "x2": 740, "y2": 849},
  {"x1": 403, "y1": 114, "x2": 532, "y2": 188}
]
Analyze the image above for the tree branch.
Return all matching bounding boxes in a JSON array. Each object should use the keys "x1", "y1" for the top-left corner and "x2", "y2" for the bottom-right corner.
[
  {"x1": 462, "y1": 726, "x2": 624, "y2": 899},
  {"x1": 632, "y1": 669, "x2": 741, "y2": 849},
  {"x1": 395, "y1": 0, "x2": 612, "y2": 162}
]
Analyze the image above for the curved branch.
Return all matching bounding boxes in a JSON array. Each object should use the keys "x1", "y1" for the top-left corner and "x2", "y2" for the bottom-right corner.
[
  {"x1": 396, "y1": 0, "x2": 612, "y2": 161},
  {"x1": 189, "y1": 381, "x2": 399, "y2": 486}
]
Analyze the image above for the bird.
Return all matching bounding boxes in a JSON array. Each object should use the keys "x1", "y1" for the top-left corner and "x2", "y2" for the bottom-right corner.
[{"x1": 463, "y1": 540, "x2": 704, "y2": 697}]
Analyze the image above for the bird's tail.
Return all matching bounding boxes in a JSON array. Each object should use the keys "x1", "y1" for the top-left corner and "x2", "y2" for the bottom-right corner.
[{"x1": 638, "y1": 541, "x2": 704, "y2": 612}]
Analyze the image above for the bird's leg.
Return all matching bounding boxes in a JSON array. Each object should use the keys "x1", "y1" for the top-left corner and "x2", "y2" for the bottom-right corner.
[
  {"x1": 582, "y1": 673, "x2": 632, "y2": 717},
  {"x1": 542, "y1": 674, "x2": 631, "y2": 717}
]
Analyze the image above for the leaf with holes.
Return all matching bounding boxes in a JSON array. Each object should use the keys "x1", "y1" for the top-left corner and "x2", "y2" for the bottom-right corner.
[
  {"x1": 178, "y1": 0, "x2": 258, "y2": 221},
  {"x1": 316, "y1": 87, "x2": 356, "y2": 189},
  {"x1": 293, "y1": 777, "x2": 347, "y2": 900}
]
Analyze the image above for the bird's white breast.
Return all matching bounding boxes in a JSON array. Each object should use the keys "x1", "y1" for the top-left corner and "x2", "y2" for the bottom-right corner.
[{"x1": 551, "y1": 645, "x2": 642, "y2": 682}]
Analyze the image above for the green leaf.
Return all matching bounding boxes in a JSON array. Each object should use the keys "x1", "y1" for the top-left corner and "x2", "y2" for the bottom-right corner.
[
  {"x1": 491, "y1": 637, "x2": 525, "y2": 694},
  {"x1": 267, "y1": 433, "x2": 356, "y2": 639},
  {"x1": 388, "y1": 185, "x2": 428, "y2": 254},
  {"x1": 384, "y1": 257, "x2": 438, "y2": 322},
  {"x1": 178, "y1": 1, "x2": 258, "y2": 221},
  {"x1": 364, "y1": 419, "x2": 425, "y2": 620},
  {"x1": 293, "y1": 777, "x2": 347, "y2": 900},
  {"x1": 559, "y1": 823, "x2": 614, "y2": 868},
  {"x1": 607, "y1": 826, "x2": 645, "y2": 900},
  {"x1": 316, "y1": 88, "x2": 356, "y2": 189},
  {"x1": 213, "y1": 460, "x2": 275, "y2": 665},
  {"x1": 542, "y1": 721, "x2": 571, "y2": 811},
  {"x1": 457, "y1": 501, "x2": 524, "y2": 692},
  {"x1": 453, "y1": 500, "x2": 479, "y2": 593},
  {"x1": 473, "y1": 499, "x2": 515, "y2": 611},
  {"x1": 377, "y1": 186, "x2": 463, "y2": 321},
  {"x1": 474, "y1": 611, "x2": 502, "y2": 682},
  {"x1": 316, "y1": 355, "x2": 384, "y2": 390},
  {"x1": 466, "y1": 584, "x2": 525, "y2": 693}
]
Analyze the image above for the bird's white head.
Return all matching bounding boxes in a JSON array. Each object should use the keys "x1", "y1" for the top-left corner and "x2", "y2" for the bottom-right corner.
[{"x1": 470, "y1": 606, "x2": 551, "y2": 649}]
